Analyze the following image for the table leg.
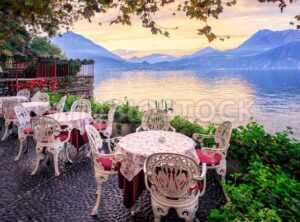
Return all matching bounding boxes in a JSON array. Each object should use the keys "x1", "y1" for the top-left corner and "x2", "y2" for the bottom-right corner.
[{"x1": 130, "y1": 192, "x2": 143, "y2": 216}]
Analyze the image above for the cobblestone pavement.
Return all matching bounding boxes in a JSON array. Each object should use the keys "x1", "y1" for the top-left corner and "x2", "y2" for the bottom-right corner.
[{"x1": 0, "y1": 134, "x2": 226, "y2": 222}]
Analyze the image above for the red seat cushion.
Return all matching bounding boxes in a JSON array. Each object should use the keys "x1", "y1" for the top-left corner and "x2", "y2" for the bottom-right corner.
[
  {"x1": 44, "y1": 109, "x2": 57, "y2": 115},
  {"x1": 196, "y1": 149, "x2": 222, "y2": 166},
  {"x1": 55, "y1": 132, "x2": 69, "y2": 142},
  {"x1": 96, "y1": 157, "x2": 113, "y2": 171},
  {"x1": 23, "y1": 127, "x2": 34, "y2": 135},
  {"x1": 92, "y1": 123, "x2": 108, "y2": 131}
]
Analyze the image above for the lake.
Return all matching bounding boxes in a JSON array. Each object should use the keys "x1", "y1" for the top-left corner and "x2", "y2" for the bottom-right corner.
[{"x1": 94, "y1": 70, "x2": 300, "y2": 137}]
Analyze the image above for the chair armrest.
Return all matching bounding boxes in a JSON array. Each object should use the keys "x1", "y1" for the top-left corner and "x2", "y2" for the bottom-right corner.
[
  {"x1": 192, "y1": 133, "x2": 214, "y2": 140},
  {"x1": 202, "y1": 146, "x2": 228, "y2": 153},
  {"x1": 193, "y1": 163, "x2": 207, "y2": 197},
  {"x1": 193, "y1": 133, "x2": 214, "y2": 147},
  {"x1": 136, "y1": 125, "x2": 142, "y2": 132},
  {"x1": 193, "y1": 163, "x2": 207, "y2": 181},
  {"x1": 170, "y1": 125, "x2": 176, "y2": 132},
  {"x1": 93, "y1": 114, "x2": 108, "y2": 124}
]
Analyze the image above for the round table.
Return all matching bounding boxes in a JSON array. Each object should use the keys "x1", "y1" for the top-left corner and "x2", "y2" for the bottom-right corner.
[
  {"x1": 0, "y1": 96, "x2": 28, "y2": 111},
  {"x1": 116, "y1": 130, "x2": 199, "y2": 209},
  {"x1": 22, "y1": 102, "x2": 50, "y2": 116},
  {"x1": 47, "y1": 111, "x2": 93, "y2": 150},
  {"x1": 116, "y1": 130, "x2": 198, "y2": 181},
  {"x1": 47, "y1": 111, "x2": 93, "y2": 135}
]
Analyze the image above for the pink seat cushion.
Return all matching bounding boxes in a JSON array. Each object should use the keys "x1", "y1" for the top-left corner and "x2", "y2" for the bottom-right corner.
[
  {"x1": 23, "y1": 127, "x2": 34, "y2": 135},
  {"x1": 196, "y1": 149, "x2": 222, "y2": 166},
  {"x1": 92, "y1": 123, "x2": 108, "y2": 131}
]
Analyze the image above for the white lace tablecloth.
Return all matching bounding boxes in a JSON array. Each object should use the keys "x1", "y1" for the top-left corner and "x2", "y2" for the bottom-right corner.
[
  {"x1": 22, "y1": 102, "x2": 51, "y2": 116},
  {"x1": 0, "y1": 96, "x2": 28, "y2": 110},
  {"x1": 47, "y1": 111, "x2": 93, "y2": 134},
  {"x1": 116, "y1": 130, "x2": 199, "y2": 181}
]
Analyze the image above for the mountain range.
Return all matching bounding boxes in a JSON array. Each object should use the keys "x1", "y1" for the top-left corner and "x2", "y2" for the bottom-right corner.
[{"x1": 51, "y1": 29, "x2": 300, "y2": 70}]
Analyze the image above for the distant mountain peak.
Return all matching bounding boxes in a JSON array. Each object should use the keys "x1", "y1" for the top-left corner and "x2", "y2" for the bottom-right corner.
[
  {"x1": 127, "y1": 53, "x2": 178, "y2": 64},
  {"x1": 236, "y1": 29, "x2": 300, "y2": 52},
  {"x1": 51, "y1": 32, "x2": 122, "y2": 61}
]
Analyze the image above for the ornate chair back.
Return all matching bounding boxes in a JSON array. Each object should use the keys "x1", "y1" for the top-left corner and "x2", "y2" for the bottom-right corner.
[
  {"x1": 17, "y1": 89, "x2": 30, "y2": 100},
  {"x1": 144, "y1": 153, "x2": 202, "y2": 200},
  {"x1": 2, "y1": 101, "x2": 22, "y2": 122},
  {"x1": 214, "y1": 121, "x2": 232, "y2": 150},
  {"x1": 138, "y1": 109, "x2": 174, "y2": 132},
  {"x1": 31, "y1": 116, "x2": 61, "y2": 144},
  {"x1": 106, "y1": 104, "x2": 117, "y2": 134},
  {"x1": 14, "y1": 105, "x2": 31, "y2": 130},
  {"x1": 56, "y1": 95, "x2": 67, "y2": 112},
  {"x1": 85, "y1": 124, "x2": 123, "y2": 171},
  {"x1": 71, "y1": 99, "x2": 91, "y2": 113},
  {"x1": 32, "y1": 92, "x2": 49, "y2": 102},
  {"x1": 86, "y1": 124, "x2": 103, "y2": 155},
  {"x1": 31, "y1": 91, "x2": 41, "y2": 101}
]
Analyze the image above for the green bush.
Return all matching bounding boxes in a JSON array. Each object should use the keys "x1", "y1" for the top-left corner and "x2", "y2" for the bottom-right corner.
[
  {"x1": 229, "y1": 121, "x2": 300, "y2": 178},
  {"x1": 114, "y1": 100, "x2": 142, "y2": 126},
  {"x1": 90, "y1": 99, "x2": 112, "y2": 114},
  {"x1": 170, "y1": 115, "x2": 213, "y2": 137},
  {"x1": 209, "y1": 159, "x2": 300, "y2": 222}
]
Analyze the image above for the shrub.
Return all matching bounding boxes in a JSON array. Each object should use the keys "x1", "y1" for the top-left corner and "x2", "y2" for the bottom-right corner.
[
  {"x1": 209, "y1": 160, "x2": 300, "y2": 222},
  {"x1": 170, "y1": 115, "x2": 213, "y2": 137},
  {"x1": 114, "y1": 99, "x2": 142, "y2": 126},
  {"x1": 229, "y1": 121, "x2": 300, "y2": 178}
]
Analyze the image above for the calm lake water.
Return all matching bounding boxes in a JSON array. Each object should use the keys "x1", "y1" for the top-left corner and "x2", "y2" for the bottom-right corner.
[{"x1": 94, "y1": 70, "x2": 300, "y2": 137}]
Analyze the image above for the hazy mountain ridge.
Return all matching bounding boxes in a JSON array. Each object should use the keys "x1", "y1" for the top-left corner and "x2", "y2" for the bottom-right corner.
[{"x1": 51, "y1": 29, "x2": 300, "y2": 70}]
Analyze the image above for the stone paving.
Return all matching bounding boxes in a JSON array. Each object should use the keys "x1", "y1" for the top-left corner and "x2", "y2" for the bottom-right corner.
[{"x1": 0, "y1": 133, "x2": 226, "y2": 222}]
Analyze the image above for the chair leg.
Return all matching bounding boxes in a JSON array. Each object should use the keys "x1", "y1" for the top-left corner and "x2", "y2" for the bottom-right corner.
[
  {"x1": 65, "y1": 143, "x2": 73, "y2": 163},
  {"x1": 216, "y1": 165, "x2": 227, "y2": 181},
  {"x1": 154, "y1": 215, "x2": 161, "y2": 222},
  {"x1": 15, "y1": 135, "x2": 26, "y2": 161},
  {"x1": 52, "y1": 149, "x2": 60, "y2": 176},
  {"x1": 131, "y1": 193, "x2": 143, "y2": 216},
  {"x1": 176, "y1": 201, "x2": 198, "y2": 222},
  {"x1": 91, "y1": 181, "x2": 103, "y2": 216},
  {"x1": 1, "y1": 126, "x2": 8, "y2": 141},
  {"x1": 31, "y1": 147, "x2": 44, "y2": 175},
  {"x1": 151, "y1": 199, "x2": 169, "y2": 222}
]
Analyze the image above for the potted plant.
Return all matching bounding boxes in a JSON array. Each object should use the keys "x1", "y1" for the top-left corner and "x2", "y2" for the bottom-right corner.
[{"x1": 113, "y1": 99, "x2": 142, "y2": 136}]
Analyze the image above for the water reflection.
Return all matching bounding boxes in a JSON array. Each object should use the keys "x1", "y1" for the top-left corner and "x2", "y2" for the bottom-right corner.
[{"x1": 94, "y1": 70, "x2": 300, "y2": 137}]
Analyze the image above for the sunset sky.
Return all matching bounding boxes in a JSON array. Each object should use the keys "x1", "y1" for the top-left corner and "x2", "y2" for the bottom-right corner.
[{"x1": 72, "y1": 0, "x2": 300, "y2": 58}]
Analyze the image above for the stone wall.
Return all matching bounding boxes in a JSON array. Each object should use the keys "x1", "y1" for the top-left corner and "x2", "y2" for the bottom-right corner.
[{"x1": 0, "y1": 76, "x2": 94, "y2": 98}]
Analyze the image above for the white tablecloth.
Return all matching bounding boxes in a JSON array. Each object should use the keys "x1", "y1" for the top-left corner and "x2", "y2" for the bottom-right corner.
[
  {"x1": 116, "y1": 130, "x2": 199, "y2": 181},
  {"x1": 22, "y1": 102, "x2": 51, "y2": 116},
  {"x1": 47, "y1": 111, "x2": 93, "y2": 134},
  {"x1": 0, "y1": 96, "x2": 28, "y2": 110}
]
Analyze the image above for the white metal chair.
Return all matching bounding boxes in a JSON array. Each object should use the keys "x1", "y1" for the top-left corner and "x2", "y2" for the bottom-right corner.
[
  {"x1": 85, "y1": 124, "x2": 124, "y2": 216},
  {"x1": 14, "y1": 106, "x2": 34, "y2": 161},
  {"x1": 71, "y1": 99, "x2": 92, "y2": 113},
  {"x1": 48, "y1": 95, "x2": 67, "y2": 114},
  {"x1": 136, "y1": 109, "x2": 175, "y2": 132},
  {"x1": 31, "y1": 92, "x2": 49, "y2": 102},
  {"x1": 1, "y1": 101, "x2": 22, "y2": 140},
  {"x1": 17, "y1": 89, "x2": 30, "y2": 100},
  {"x1": 30, "y1": 91, "x2": 41, "y2": 101},
  {"x1": 92, "y1": 105, "x2": 117, "y2": 152},
  {"x1": 193, "y1": 121, "x2": 232, "y2": 180},
  {"x1": 144, "y1": 153, "x2": 207, "y2": 222},
  {"x1": 31, "y1": 116, "x2": 73, "y2": 176}
]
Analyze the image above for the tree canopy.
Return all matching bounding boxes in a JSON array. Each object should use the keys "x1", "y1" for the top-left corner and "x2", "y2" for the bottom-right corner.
[
  {"x1": 0, "y1": 0, "x2": 299, "y2": 47},
  {"x1": 30, "y1": 37, "x2": 63, "y2": 58}
]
